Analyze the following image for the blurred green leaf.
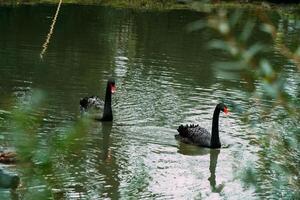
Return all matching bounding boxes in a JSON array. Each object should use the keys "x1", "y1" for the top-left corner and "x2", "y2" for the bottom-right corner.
[
  {"x1": 229, "y1": 10, "x2": 243, "y2": 27},
  {"x1": 260, "y1": 24, "x2": 274, "y2": 35},
  {"x1": 54, "y1": 118, "x2": 90, "y2": 153},
  {"x1": 243, "y1": 43, "x2": 265, "y2": 62},
  {"x1": 215, "y1": 61, "x2": 246, "y2": 71},
  {"x1": 210, "y1": 39, "x2": 238, "y2": 55},
  {"x1": 262, "y1": 81, "x2": 280, "y2": 99},
  {"x1": 32, "y1": 148, "x2": 51, "y2": 166},
  {"x1": 219, "y1": 21, "x2": 229, "y2": 35},
  {"x1": 295, "y1": 47, "x2": 300, "y2": 56},
  {"x1": 186, "y1": 20, "x2": 206, "y2": 32},
  {"x1": 260, "y1": 59, "x2": 274, "y2": 77},
  {"x1": 240, "y1": 20, "x2": 255, "y2": 42},
  {"x1": 0, "y1": 110, "x2": 11, "y2": 115}
]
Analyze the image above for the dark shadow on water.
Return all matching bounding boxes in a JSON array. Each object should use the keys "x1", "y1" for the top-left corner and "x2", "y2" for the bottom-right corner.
[
  {"x1": 208, "y1": 149, "x2": 224, "y2": 193},
  {"x1": 177, "y1": 142, "x2": 210, "y2": 156},
  {"x1": 176, "y1": 140, "x2": 230, "y2": 156}
]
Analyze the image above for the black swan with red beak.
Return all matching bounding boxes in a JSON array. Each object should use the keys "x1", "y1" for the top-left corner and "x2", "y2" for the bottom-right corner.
[
  {"x1": 80, "y1": 79, "x2": 116, "y2": 121},
  {"x1": 175, "y1": 103, "x2": 228, "y2": 148}
]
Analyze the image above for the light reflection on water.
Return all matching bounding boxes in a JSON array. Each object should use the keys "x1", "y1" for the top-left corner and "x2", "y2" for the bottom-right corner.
[{"x1": 0, "y1": 4, "x2": 299, "y2": 200}]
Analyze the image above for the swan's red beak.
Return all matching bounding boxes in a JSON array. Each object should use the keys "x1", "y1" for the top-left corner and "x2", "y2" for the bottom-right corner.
[
  {"x1": 224, "y1": 107, "x2": 229, "y2": 115},
  {"x1": 111, "y1": 85, "x2": 116, "y2": 94}
]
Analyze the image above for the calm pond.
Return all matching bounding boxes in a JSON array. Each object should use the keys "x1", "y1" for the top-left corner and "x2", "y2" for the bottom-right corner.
[{"x1": 0, "y1": 4, "x2": 299, "y2": 200}]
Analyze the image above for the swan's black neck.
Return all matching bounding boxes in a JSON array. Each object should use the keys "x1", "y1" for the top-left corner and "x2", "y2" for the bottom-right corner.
[
  {"x1": 102, "y1": 82, "x2": 113, "y2": 121},
  {"x1": 211, "y1": 105, "x2": 221, "y2": 148}
]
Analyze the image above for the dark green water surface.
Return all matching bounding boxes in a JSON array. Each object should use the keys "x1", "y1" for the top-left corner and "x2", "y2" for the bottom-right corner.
[{"x1": 0, "y1": 4, "x2": 299, "y2": 199}]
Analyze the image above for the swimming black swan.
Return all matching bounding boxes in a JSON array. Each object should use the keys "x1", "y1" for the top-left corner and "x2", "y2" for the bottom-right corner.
[
  {"x1": 175, "y1": 103, "x2": 228, "y2": 148},
  {"x1": 80, "y1": 79, "x2": 116, "y2": 121}
]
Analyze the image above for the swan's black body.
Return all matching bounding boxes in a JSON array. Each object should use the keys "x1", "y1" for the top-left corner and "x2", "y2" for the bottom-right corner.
[
  {"x1": 80, "y1": 79, "x2": 115, "y2": 121},
  {"x1": 175, "y1": 103, "x2": 228, "y2": 149}
]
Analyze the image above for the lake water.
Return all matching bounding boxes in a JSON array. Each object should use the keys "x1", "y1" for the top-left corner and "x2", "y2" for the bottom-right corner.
[{"x1": 0, "y1": 4, "x2": 299, "y2": 199}]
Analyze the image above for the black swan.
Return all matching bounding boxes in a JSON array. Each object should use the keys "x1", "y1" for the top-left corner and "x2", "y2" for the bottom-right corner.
[
  {"x1": 80, "y1": 79, "x2": 116, "y2": 121},
  {"x1": 175, "y1": 103, "x2": 228, "y2": 148}
]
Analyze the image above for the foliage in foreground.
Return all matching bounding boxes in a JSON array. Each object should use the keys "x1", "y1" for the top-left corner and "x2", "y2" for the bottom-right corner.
[
  {"x1": 189, "y1": 4, "x2": 300, "y2": 198},
  {"x1": 1, "y1": 91, "x2": 91, "y2": 199}
]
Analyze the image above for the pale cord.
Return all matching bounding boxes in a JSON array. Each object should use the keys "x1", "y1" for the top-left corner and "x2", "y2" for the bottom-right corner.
[{"x1": 40, "y1": 0, "x2": 63, "y2": 59}]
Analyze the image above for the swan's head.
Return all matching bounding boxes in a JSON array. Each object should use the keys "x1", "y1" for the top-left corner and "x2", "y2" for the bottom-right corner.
[
  {"x1": 108, "y1": 79, "x2": 116, "y2": 94},
  {"x1": 217, "y1": 103, "x2": 229, "y2": 114}
]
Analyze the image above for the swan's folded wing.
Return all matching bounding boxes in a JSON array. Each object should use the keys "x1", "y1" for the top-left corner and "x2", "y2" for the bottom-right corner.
[
  {"x1": 87, "y1": 96, "x2": 104, "y2": 110},
  {"x1": 190, "y1": 126, "x2": 211, "y2": 147},
  {"x1": 177, "y1": 124, "x2": 211, "y2": 147}
]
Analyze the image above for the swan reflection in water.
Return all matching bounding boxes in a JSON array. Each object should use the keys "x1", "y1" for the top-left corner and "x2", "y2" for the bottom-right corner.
[
  {"x1": 208, "y1": 149, "x2": 224, "y2": 193},
  {"x1": 98, "y1": 122, "x2": 120, "y2": 199},
  {"x1": 101, "y1": 123, "x2": 113, "y2": 162},
  {"x1": 177, "y1": 143, "x2": 224, "y2": 193}
]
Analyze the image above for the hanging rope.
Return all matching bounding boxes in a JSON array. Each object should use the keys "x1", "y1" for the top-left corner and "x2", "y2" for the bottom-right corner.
[{"x1": 40, "y1": 0, "x2": 63, "y2": 59}]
